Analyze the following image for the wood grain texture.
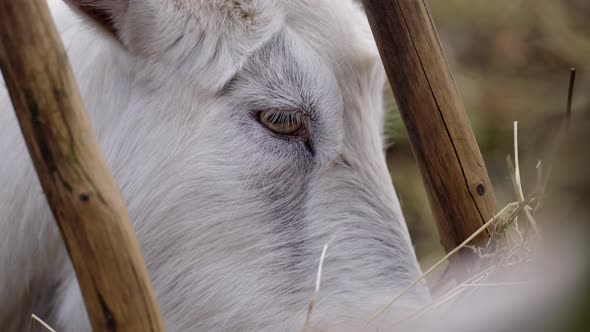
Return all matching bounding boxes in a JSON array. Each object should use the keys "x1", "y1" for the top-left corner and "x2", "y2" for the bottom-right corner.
[
  {"x1": 0, "y1": 0, "x2": 166, "y2": 331},
  {"x1": 361, "y1": 0, "x2": 497, "y2": 253}
]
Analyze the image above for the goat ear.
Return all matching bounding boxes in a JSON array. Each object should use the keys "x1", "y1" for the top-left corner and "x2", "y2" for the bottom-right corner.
[{"x1": 64, "y1": 0, "x2": 126, "y2": 37}]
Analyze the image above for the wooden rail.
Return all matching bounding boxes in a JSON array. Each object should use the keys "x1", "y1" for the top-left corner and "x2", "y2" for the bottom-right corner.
[
  {"x1": 0, "y1": 0, "x2": 166, "y2": 330},
  {"x1": 362, "y1": 0, "x2": 497, "y2": 254}
]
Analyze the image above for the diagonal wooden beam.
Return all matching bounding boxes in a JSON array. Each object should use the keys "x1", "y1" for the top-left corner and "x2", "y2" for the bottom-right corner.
[
  {"x1": 362, "y1": 0, "x2": 497, "y2": 254},
  {"x1": 0, "y1": 0, "x2": 165, "y2": 330}
]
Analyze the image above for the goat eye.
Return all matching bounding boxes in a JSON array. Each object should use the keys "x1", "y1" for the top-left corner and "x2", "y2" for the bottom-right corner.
[{"x1": 259, "y1": 110, "x2": 304, "y2": 135}]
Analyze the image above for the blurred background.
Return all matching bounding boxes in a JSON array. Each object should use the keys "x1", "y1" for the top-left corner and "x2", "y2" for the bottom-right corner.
[{"x1": 383, "y1": 0, "x2": 590, "y2": 267}]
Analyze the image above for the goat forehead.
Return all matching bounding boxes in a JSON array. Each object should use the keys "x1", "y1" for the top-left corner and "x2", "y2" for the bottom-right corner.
[
  {"x1": 164, "y1": 0, "x2": 383, "y2": 124},
  {"x1": 229, "y1": 34, "x2": 333, "y2": 111},
  {"x1": 280, "y1": 1, "x2": 385, "y2": 125},
  {"x1": 282, "y1": 0, "x2": 380, "y2": 65},
  {"x1": 173, "y1": 0, "x2": 379, "y2": 70}
]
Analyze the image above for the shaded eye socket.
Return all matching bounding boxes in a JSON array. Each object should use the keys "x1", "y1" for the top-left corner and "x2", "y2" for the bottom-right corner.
[{"x1": 259, "y1": 110, "x2": 306, "y2": 136}]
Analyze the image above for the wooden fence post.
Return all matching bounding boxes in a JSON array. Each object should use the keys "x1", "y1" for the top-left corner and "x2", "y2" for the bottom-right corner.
[
  {"x1": 0, "y1": 0, "x2": 166, "y2": 330},
  {"x1": 361, "y1": 0, "x2": 497, "y2": 254}
]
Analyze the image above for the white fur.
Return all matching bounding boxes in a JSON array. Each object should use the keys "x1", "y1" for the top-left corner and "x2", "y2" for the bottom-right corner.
[{"x1": 0, "y1": 1, "x2": 430, "y2": 330}]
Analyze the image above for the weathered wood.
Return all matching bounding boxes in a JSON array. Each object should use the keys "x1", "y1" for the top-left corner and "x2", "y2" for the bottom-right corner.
[
  {"x1": 362, "y1": 0, "x2": 497, "y2": 253},
  {"x1": 0, "y1": 0, "x2": 165, "y2": 330}
]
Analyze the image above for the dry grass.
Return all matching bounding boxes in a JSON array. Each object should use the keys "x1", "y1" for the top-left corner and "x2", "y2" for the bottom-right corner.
[
  {"x1": 369, "y1": 68, "x2": 580, "y2": 329},
  {"x1": 303, "y1": 243, "x2": 329, "y2": 332},
  {"x1": 30, "y1": 314, "x2": 56, "y2": 332}
]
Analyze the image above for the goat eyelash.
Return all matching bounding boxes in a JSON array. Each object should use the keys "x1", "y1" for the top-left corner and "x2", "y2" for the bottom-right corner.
[{"x1": 257, "y1": 110, "x2": 308, "y2": 137}]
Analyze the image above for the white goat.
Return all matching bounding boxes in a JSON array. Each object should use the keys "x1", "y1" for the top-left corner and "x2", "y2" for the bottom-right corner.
[{"x1": 0, "y1": 0, "x2": 430, "y2": 330}]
